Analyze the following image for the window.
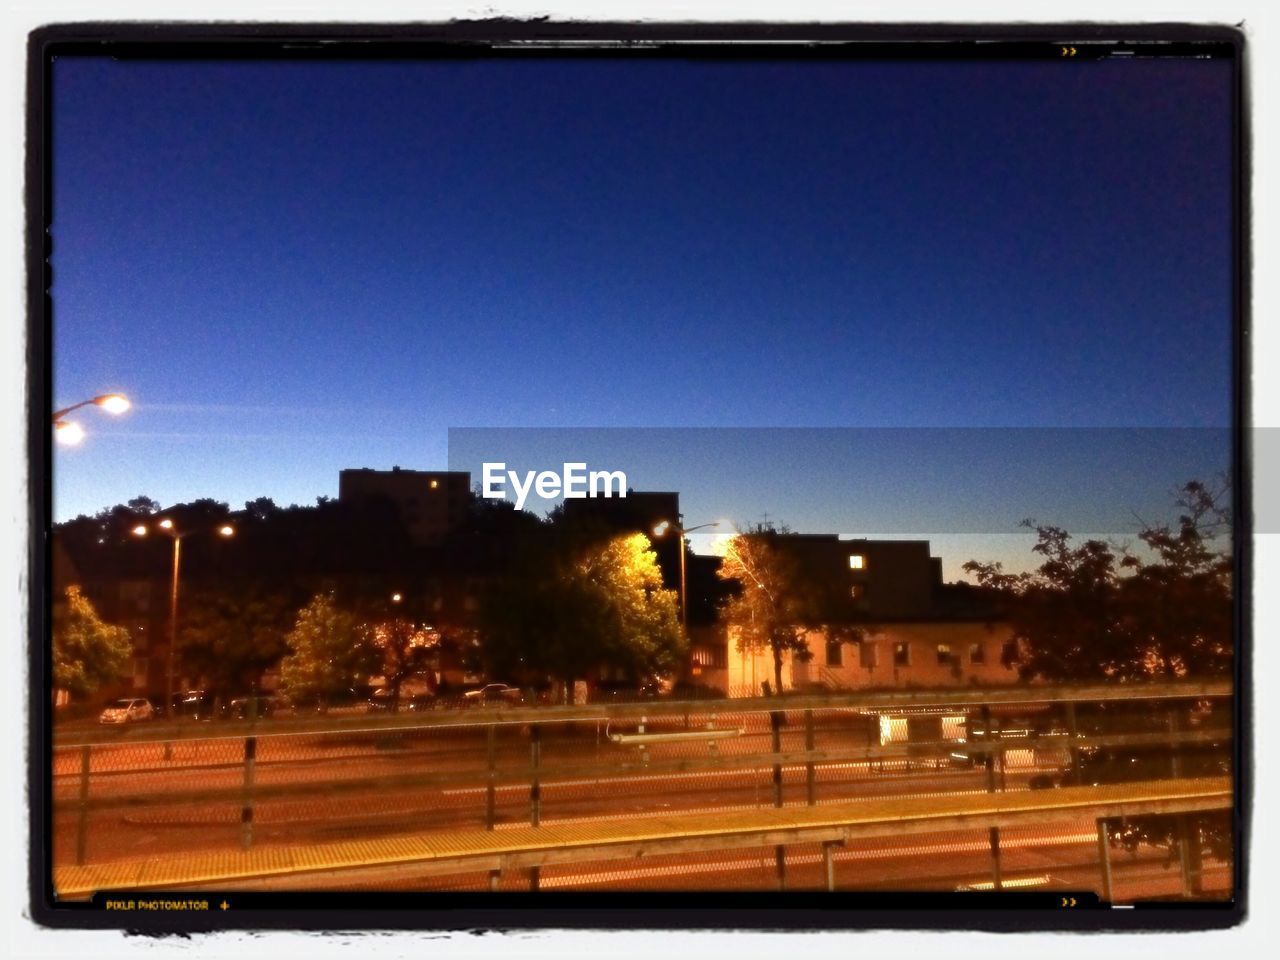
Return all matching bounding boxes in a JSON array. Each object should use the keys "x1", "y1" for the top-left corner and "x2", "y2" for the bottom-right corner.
[
  {"x1": 826, "y1": 640, "x2": 843, "y2": 667},
  {"x1": 936, "y1": 644, "x2": 953, "y2": 665},
  {"x1": 692, "y1": 645, "x2": 727, "y2": 669},
  {"x1": 429, "y1": 478, "x2": 440, "y2": 490},
  {"x1": 850, "y1": 584, "x2": 865, "y2": 599},
  {"x1": 859, "y1": 641, "x2": 878, "y2": 669},
  {"x1": 894, "y1": 642, "x2": 910, "y2": 667},
  {"x1": 969, "y1": 643, "x2": 986, "y2": 664},
  {"x1": 848, "y1": 554, "x2": 865, "y2": 570},
  {"x1": 1001, "y1": 640, "x2": 1019, "y2": 664}
]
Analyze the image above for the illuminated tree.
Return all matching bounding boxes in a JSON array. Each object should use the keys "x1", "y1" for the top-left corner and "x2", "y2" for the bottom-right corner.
[
  {"x1": 717, "y1": 526, "x2": 817, "y2": 696},
  {"x1": 479, "y1": 532, "x2": 683, "y2": 694},
  {"x1": 278, "y1": 591, "x2": 379, "y2": 708},
  {"x1": 52, "y1": 585, "x2": 132, "y2": 700}
]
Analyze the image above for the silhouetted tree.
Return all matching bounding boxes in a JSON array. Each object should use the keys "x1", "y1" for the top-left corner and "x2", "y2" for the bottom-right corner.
[
  {"x1": 963, "y1": 479, "x2": 1233, "y2": 881},
  {"x1": 178, "y1": 583, "x2": 297, "y2": 698}
]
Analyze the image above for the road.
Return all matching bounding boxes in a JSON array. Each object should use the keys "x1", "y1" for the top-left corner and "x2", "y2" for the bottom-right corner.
[{"x1": 49, "y1": 713, "x2": 1232, "y2": 900}]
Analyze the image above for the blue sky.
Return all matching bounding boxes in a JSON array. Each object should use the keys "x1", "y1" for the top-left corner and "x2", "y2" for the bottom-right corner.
[{"x1": 51, "y1": 55, "x2": 1235, "y2": 572}]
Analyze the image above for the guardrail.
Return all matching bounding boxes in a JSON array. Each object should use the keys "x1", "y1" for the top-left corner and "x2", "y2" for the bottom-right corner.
[{"x1": 50, "y1": 680, "x2": 1234, "y2": 898}]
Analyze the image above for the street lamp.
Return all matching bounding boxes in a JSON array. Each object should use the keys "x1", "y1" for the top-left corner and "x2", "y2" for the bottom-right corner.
[
  {"x1": 52, "y1": 393, "x2": 130, "y2": 445},
  {"x1": 651, "y1": 518, "x2": 721, "y2": 633},
  {"x1": 134, "y1": 517, "x2": 235, "y2": 721}
]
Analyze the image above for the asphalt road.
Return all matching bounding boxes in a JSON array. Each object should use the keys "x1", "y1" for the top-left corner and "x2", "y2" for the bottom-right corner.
[{"x1": 49, "y1": 715, "x2": 1231, "y2": 900}]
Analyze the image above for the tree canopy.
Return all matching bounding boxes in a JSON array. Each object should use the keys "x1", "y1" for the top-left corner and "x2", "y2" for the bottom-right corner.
[
  {"x1": 478, "y1": 531, "x2": 683, "y2": 692},
  {"x1": 278, "y1": 591, "x2": 379, "y2": 707},
  {"x1": 962, "y1": 479, "x2": 1232, "y2": 683},
  {"x1": 52, "y1": 585, "x2": 132, "y2": 699},
  {"x1": 717, "y1": 525, "x2": 823, "y2": 696}
]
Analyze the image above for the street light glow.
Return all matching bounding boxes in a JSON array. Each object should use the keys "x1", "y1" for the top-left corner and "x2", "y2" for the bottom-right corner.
[
  {"x1": 54, "y1": 421, "x2": 85, "y2": 445},
  {"x1": 218, "y1": 525, "x2": 235, "y2": 537},
  {"x1": 391, "y1": 592, "x2": 403, "y2": 603},
  {"x1": 653, "y1": 520, "x2": 670, "y2": 537},
  {"x1": 159, "y1": 518, "x2": 174, "y2": 530},
  {"x1": 132, "y1": 524, "x2": 148, "y2": 537},
  {"x1": 95, "y1": 393, "x2": 131, "y2": 415}
]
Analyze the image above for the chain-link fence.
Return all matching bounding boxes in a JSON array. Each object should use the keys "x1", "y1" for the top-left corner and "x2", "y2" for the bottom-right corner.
[{"x1": 51, "y1": 682, "x2": 1233, "y2": 899}]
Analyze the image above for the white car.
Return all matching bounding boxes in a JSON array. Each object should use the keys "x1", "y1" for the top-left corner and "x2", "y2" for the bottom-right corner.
[{"x1": 98, "y1": 697, "x2": 156, "y2": 724}]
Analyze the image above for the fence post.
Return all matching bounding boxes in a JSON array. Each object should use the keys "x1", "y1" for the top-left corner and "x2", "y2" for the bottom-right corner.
[
  {"x1": 486, "y1": 724, "x2": 497, "y2": 831},
  {"x1": 1096, "y1": 818, "x2": 1114, "y2": 902},
  {"x1": 823, "y1": 841, "x2": 836, "y2": 892},
  {"x1": 1066, "y1": 701, "x2": 1082, "y2": 786},
  {"x1": 771, "y1": 708, "x2": 785, "y2": 889},
  {"x1": 981, "y1": 704, "x2": 1002, "y2": 891},
  {"x1": 1166, "y1": 708, "x2": 1201, "y2": 896},
  {"x1": 75, "y1": 745, "x2": 91, "y2": 866},
  {"x1": 805, "y1": 709, "x2": 816, "y2": 806},
  {"x1": 529, "y1": 723, "x2": 541, "y2": 828},
  {"x1": 240, "y1": 736, "x2": 257, "y2": 850}
]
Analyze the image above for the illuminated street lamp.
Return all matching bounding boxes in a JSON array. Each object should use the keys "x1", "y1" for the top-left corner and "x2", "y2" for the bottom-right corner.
[
  {"x1": 52, "y1": 393, "x2": 130, "y2": 445},
  {"x1": 651, "y1": 518, "x2": 721, "y2": 633},
  {"x1": 134, "y1": 517, "x2": 235, "y2": 725}
]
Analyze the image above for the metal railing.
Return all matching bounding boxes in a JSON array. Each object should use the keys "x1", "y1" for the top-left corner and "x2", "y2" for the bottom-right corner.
[{"x1": 51, "y1": 679, "x2": 1234, "y2": 898}]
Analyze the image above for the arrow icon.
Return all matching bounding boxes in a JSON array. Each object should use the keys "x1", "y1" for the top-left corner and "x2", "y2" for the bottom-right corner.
[
  {"x1": 1060, "y1": 896, "x2": 1078, "y2": 907},
  {"x1": 1061, "y1": 46, "x2": 1078, "y2": 57}
]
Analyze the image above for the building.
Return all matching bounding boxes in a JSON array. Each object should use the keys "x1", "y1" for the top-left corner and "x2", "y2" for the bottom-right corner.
[
  {"x1": 338, "y1": 466, "x2": 472, "y2": 545},
  {"x1": 704, "y1": 533, "x2": 1018, "y2": 695}
]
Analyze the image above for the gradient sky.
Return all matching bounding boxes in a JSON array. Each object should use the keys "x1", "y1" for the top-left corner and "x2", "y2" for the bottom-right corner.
[{"x1": 51, "y1": 54, "x2": 1235, "y2": 573}]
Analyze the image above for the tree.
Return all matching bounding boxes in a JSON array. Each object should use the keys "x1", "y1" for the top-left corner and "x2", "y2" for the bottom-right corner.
[
  {"x1": 963, "y1": 479, "x2": 1233, "y2": 880},
  {"x1": 127, "y1": 495, "x2": 161, "y2": 515},
  {"x1": 52, "y1": 586, "x2": 132, "y2": 700},
  {"x1": 362, "y1": 608, "x2": 439, "y2": 713},
  {"x1": 962, "y1": 479, "x2": 1232, "y2": 683},
  {"x1": 717, "y1": 526, "x2": 818, "y2": 696},
  {"x1": 478, "y1": 532, "x2": 683, "y2": 695},
  {"x1": 178, "y1": 583, "x2": 296, "y2": 697},
  {"x1": 278, "y1": 591, "x2": 379, "y2": 708}
]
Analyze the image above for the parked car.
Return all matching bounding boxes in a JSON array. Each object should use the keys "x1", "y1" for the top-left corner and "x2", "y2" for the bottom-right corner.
[
  {"x1": 169, "y1": 689, "x2": 214, "y2": 720},
  {"x1": 222, "y1": 695, "x2": 282, "y2": 720},
  {"x1": 462, "y1": 683, "x2": 523, "y2": 706},
  {"x1": 98, "y1": 697, "x2": 155, "y2": 724},
  {"x1": 366, "y1": 690, "x2": 438, "y2": 713}
]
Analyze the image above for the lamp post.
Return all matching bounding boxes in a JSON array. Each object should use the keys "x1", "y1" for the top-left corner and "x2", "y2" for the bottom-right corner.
[
  {"x1": 651, "y1": 518, "x2": 720, "y2": 633},
  {"x1": 134, "y1": 518, "x2": 235, "y2": 721},
  {"x1": 52, "y1": 393, "x2": 130, "y2": 445}
]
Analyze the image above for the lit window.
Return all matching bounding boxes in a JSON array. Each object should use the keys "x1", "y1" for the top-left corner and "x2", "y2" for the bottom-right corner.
[
  {"x1": 848, "y1": 554, "x2": 865, "y2": 570},
  {"x1": 429, "y1": 478, "x2": 440, "y2": 489},
  {"x1": 936, "y1": 644, "x2": 953, "y2": 665},
  {"x1": 894, "y1": 642, "x2": 910, "y2": 667},
  {"x1": 969, "y1": 643, "x2": 986, "y2": 664}
]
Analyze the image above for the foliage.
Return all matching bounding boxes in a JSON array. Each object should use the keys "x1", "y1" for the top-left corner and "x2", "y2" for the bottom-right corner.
[
  {"x1": 962, "y1": 479, "x2": 1232, "y2": 682},
  {"x1": 52, "y1": 586, "x2": 133, "y2": 699},
  {"x1": 963, "y1": 479, "x2": 1233, "y2": 885},
  {"x1": 178, "y1": 583, "x2": 298, "y2": 696},
  {"x1": 278, "y1": 591, "x2": 379, "y2": 707},
  {"x1": 478, "y1": 532, "x2": 683, "y2": 690},
  {"x1": 717, "y1": 525, "x2": 823, "y2": 695}
]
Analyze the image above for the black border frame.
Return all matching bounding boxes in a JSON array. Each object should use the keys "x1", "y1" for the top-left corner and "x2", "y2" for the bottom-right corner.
[{"x1": 26, "y1": 19, "x2": 1250, "y2": 933}]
